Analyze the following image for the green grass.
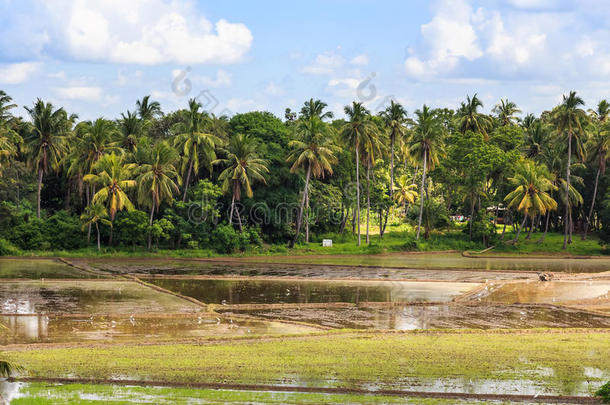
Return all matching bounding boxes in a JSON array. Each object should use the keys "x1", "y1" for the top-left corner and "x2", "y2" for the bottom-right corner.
[
  {"x1": 8, "y1": 382, "x2": 485, "y2": 404},
  {"x1": 5, "y1": 330, "x2": 609, "y2": 396},
  {"x1": 4, "y1": 228, "x2": 606, "y2": 259}
]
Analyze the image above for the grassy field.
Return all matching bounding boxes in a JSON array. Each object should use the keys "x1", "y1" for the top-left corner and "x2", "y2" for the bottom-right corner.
[
  {"x1": 7, "y1": 382, "x2": 497, "y2": 405},
  {"x1": 7, "y1": 229, "x2": 606, "y2": 259},
  {"x1": 5, "y1": 330, "x2": 609, "y2": 396}
]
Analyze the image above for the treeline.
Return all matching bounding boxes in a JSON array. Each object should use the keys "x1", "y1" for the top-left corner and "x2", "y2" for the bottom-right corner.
[{"x1": 0, "y1": 90, "x2": 608, "y2": 254}]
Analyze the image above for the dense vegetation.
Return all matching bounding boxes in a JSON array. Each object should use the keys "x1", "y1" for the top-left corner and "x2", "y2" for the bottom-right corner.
[{"x1": 0, "y1": 90, "x2": 609, "y2": 254}]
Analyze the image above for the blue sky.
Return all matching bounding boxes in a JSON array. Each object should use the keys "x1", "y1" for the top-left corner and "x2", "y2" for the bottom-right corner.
[{"x1": 1, "y1": 0, "x2": 610, "y2": 120}]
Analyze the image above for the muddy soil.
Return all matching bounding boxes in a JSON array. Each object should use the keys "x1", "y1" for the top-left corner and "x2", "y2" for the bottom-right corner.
[{"x1": 219, "y1": 303, "x2": 610, "y2": 330}]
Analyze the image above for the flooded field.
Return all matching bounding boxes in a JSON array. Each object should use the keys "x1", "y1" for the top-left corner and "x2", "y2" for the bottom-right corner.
[
  {"x1": 0, "y1": 280, "x2": 202, "y2": 314},
  {"x1": 0, "y1": 259, "x2": 103, "y2": 279},
  {"x1": 477, "y1": 280, "x2": 610, "y2": 311},
  {"x1": 145, "y1": 278, "x2": 479, "y2": 305},
  {"x1": 0, "y1": 314, "x2": 316, "y2": 344},
  {"x1": 220, "y1": 303, "x2": 610, "y2": 330},
  {"x1": 238, "y1": 253, "x2": 610, "y2": 273}
]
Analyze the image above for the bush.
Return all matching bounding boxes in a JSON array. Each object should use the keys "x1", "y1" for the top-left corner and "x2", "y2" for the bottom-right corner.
[
  {"x1": 0, "y1": 238, "x2": 20, "y2": 256},
  {"x1": 597, "y1": 381, "x2": 610, "y2": 403},
  {"x1": 44, "y1": 211, "x2": 86, "y2": 250},
  {"x1": 10, "y1": 219, "x2": 46, "y2": 250}
]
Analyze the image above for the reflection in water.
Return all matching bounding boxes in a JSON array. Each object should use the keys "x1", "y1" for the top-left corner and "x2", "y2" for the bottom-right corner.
[
  {"x1": 478, "y1": 280, "x2": 610, "y2": 305},
  {"x1": 146, "y1": 279, "x2": 479, "y2": 305},
  {"x1": 225, "y1": 303, "x2": 610, "y2": 330},
  {"x1": 0, "y1": 314, "x2": 316, "y2": 344}
]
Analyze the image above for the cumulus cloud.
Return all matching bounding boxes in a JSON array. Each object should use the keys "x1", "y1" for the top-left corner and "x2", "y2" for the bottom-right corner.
[
  {"x1": 0, "y1": 0, "x2": 252, "y2": 65},
  {"x1": 56, "y1": 86, "x2": 104, "y2": 101},
  {"x1": 0, "y1": 62, "x2": 41, "y2": 84},
  {"x1": 193, "y1": 70, "x2": 232, "y2": 88},
  {"x1": 302, "y1": 50, "x2": 346, "y2": 75},
  {"x1": 350, "y1": 54, "x2": 369, "y2": 66}
]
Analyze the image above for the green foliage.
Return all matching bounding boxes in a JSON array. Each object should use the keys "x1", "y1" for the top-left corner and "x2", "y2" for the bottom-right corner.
[
  {"x1": 596, "y1": 381, "x2": 610, "y2": 403},
  {"x1": 0, "y1": 238, "x2": 20, "y2": 255},
  {"x1": 115, "y1": 210, "x2": 148, "y2": 247}
]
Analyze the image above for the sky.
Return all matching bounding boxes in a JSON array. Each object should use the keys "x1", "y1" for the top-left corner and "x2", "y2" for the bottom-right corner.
[{"x1": 2, "y1": 0, "x2": 610, "y2": 121}]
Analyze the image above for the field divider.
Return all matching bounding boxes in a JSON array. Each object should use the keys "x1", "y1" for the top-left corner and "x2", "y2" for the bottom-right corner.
[
  {"x1": 121, "y1": 274, "x2": 208, "y2": 310},
  {"x1": 56, "y1": 258, "x2": 116, "y2": 278},
  {"x1": 8, "y1": 377, "x2": 603, "y2": 404}
]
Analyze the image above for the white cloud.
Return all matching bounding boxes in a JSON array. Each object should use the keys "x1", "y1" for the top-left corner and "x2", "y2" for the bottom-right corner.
[
  {"x1": 2, "y1": 0, "x2": 252, "y2": 65},
  {"x1": 264, "y1": 82, "x2": 283, "y2": 96},
  {"x1": 48, "y1": 71, "x2": 66, "y2": 80},
  {"x1": 193, "y1": 70, "x2": 232, "y2": 88},
  {"x1": 507, "y1": 0, "x2": 556, "y2": 9},
  {"x1": 350, "y1": 54, "x2": 369, "y2": 66},
  {"x1": 56, "y1": 86, "x2": 103, "y2": 101},
  {"x1": 302, "y1": 50, "x2": 345, "y2": 75},
  {"x1": 0, "y1": 62, "x2": 41, "y2": 84}
]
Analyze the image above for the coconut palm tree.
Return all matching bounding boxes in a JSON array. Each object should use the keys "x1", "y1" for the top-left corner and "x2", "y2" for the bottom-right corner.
[
  {"x1": 588, "y1": 99, "x2": 610, "y2": 123},
  {"x1": 84, "y1": 153, "x2": 136, "y2": 244},
  {"x1": 393, "y1": 175, "x2": 418, "y2": 214},
  {"x1": 493, "y1": 99, "x2": 521, "y2": 126},
  {"x1": 24, "y1": 99, "x2": 72, "y2": 218},
  {"x1": 136, "y1": 95, "x2": 162, "y2": 121},
  {"x1": 521, "y1": 113, "x2": 537, "y2": 130},
  {"x1": 550, "y1": 91, "x2": 588, "y2": 249},
  {"x1": 504, "y1": 160, "x2": 557, "y2": 243},
  {"x1": 380, "y1": 100, "x2": 408, "y2": 198},
  {"x1": 173, "y1": 99, "x2": 222, "y2": 201},
  {"x1": 214, "y1": 134, "x2": 269, "y2": 232},
  {"x1": 410, "y1": 105, "x2": 444, "y2": 239},
  {"x1": 136, "y1": 141, "x2": 181, "y2": 249},
  {"x1": 117, "y1": 110, "x2": 142, "y2": 152},
  {"x1": 287, "y1": 117, "x2": 337, "y2": 247},
  {"x1": 456, "y1": 94, "x2": 493, "y2": 138},
  {"x1": 583, "y1": 123, "x2": 610, "y2": 239},
  {"x1": 361, "y1": 121, "x2": 384, "y2": 245},
  {"x1": 341, "y1": 102, "x2": 377, "y2": 246},
  {"x1": 523, "y1": 121, "x2": 550, "y2": 161},
  {"x1": 300, "y1": 98, "x2": 334, "y2": 121},
  {"x1": 80, "y1": 203, "x2": 111, "y2": 251}
]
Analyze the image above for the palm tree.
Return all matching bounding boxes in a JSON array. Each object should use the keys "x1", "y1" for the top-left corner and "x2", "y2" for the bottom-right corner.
[
  {"x1": 521, "y1": 113, "x2": 537, "y2": 130},
  {"x1": 456, "y1": 94, "x2": 493, "y2": 138},
  {"x1": 551, "y1": 91, "x2": 588, "y2": 248},
  {"x1": 523, "y1": 121, "x2": 550, "y2": 161},
  {"x1": 80, "y1": 204, "x2": 111, "y2": 251},
  {"x1": 214, "y1": 134, "x2": 269, "y2": 232},
  {"x1": 504, "y1": 160, "x2": 558, "y2": 243},
  {"x1": 287, "y1": 117, "x2": 337, "y2": 247},
  {"x1": 136, "y1": 141, "x2": 181, "y2": 249},
  {"x1": 117, "y1": 110, "x2": 142, "y2": 152},
  {"x1": 410, "y1": 105, "x2": 444, "y2": 239},
  {"x1": 136, "y1": 95, "x2": 162, "y2": 121},
  {"x1": 341, "y1": 102, "x2": 377, "y2": 246},
  {"x1": 83, "y1": 153, "x2": 136, "y2": 244},
  {"x1": 174, "y1": 99, "x2": 222, "y2": 201},
  {"x1": 24, "y1": 99, "x2": 72, "y2": 218},
  {"x1": 493, "y1": 99, "x2": 521, "y2": 126},
  {"x1": 362, "y1": 122, "x2": 384, "y2": 245},
  {"x1": 583, "y1": 123, "x2": 610, "y2": 239},
  {"x1": 588, "y1": 99, "x2": 610, "y2": 123},
  {"x1": 380, "y1": 101, "x2": 408, "y2": 198},
  {"x1": 393, "y1": 175, "x2": 417, "y2": 214},
  {"x1": 300, "y1": 98, "x2": 334, "y2": 121}
]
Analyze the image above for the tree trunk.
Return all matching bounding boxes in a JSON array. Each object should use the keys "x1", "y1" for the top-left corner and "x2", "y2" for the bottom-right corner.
[
  {"x1": 86, "y1": 185, "x2": 91, "y2": 243},
  {"x1": 513, "y1": 215, "x2": 528, "y2": 243},
  {"x1": 568, "y1": 208, "x2": 573, "y2": 244},
  {"x1": 390, "y1": 134, "x2": 395, "y2": 198},
  {"x1": 583, "y1": 167, "x2": 600, "y2": 240},
  {"x1": 291, "y1": 165, "x2": 311, "y2": 248},
  {"x1": 147, "y1": 203, "x2": 155, "y2": 250},
  {"x1": 416, "y1": 150, "x2": 427, "y2": 240},
  {"x1": 305, "y1": 189, "x2": 310, "y2": 243},
  {"x1": 563, "y1": 133, "x2": 571, "y2": 249},
  {"x1": 538, "y1": 212, "x2": 551, "y2": 243},
  {"x1": 469, "y1": 198, "x2": 475, "y2": 241},
  {"x1": 366, "y1": 159, "x2": 371, "y2": 245},
  {"x1": 526, "y1": 215, "x2": 534, "y2": 239},
  {"x1": 109, "y1": 222, "x2": 114, "y2": 246},
  {"x1": 182, "y1": 159, "x2": 194, "y2": 202},
  {"x1": 355, "y1": 147, "x2": 361, "y2": 246},
  {"x1": 37, "y1": 168, "x2": 43, "y2": 218},
  {"x1": 229, "y1": 193, "x2": 235, "y2": 225},
  {"x1": 96, "y1": 222, "x2": 101, "y2": 252}
]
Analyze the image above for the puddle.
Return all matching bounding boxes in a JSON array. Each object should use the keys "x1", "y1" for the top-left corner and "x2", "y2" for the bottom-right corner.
[
  {"x1": 0, "y1": 314, "x2": 316, "y2": 344},
  {"x1": 220, "y1": 304, "x2": 610, "y2": 330},
  {"x1": 84, "y1": 259, "x2": 536, "y2": 282},
  {"x1": 477, "y1": 281, "x2": 610, "y2": 306},
  {"x1": 0, "y1": 259, "x2": 103, "y2": 279},
  {"x1": 0, "y1": 280, "x2": 202, "y2": 314},
  {"x1": 145, "y1": 278, "x2": 479, "y2": 305}
]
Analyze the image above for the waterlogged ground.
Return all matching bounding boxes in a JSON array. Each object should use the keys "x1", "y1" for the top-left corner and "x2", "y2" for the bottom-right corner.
[
  {"x1": 145, "y1": 278, "x2": 480, "y2": 305},
  {"x1": 0, "y1": 259, "x2": 104, "y2": 279},
  {"x1": 219, "y1": 303, "x2": 610, "y2": 330},
  {"x1": 233, "y1": 253, "x2": 610, "y2": 273},
  {"x1": 1, "y1": 256, "x2": 609, "y2": 402},
  {"x1": 0, "y1": 280, "x2": 202, "y2": 314}
]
